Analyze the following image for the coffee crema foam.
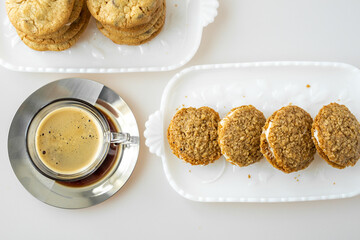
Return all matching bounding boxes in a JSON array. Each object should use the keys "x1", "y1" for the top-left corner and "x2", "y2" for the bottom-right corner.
[{"x1": 35, "y1": 106, "x2": 104, "y2": 174}]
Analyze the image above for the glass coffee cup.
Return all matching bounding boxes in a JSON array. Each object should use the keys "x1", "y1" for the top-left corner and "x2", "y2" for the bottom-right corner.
[{"x1": 27, "y1": 99, "x2": 135, "y2": 181}]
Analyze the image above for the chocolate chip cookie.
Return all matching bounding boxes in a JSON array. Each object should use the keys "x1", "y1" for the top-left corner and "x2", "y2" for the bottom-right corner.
[
  {"x1": 19, "y1": 5, "x2": 90, "y2": 51},
  {"x1": 6, "y1": 0, "x2": 75, "y2": 36},
  {"x1": 96, "y1": 8, "x2": 165, "y2": 45},
  {"x1": 87, "y1": 0, "x2": 161, "y2": 28}
]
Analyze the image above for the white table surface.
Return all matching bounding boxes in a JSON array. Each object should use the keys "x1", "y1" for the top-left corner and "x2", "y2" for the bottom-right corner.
[{"x1": 1, "y1": 0, "x2": 360, "y2": 239}]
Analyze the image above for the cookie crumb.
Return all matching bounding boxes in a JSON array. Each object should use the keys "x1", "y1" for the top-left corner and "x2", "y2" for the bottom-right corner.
[
  {"x1": 188, "y1": 170, "x2": 191, "y2": 173},
  {"x1": 306, "y1": 84, "x2": 311, "y2": 88},
  {"x1": 175, "y1": 4, "x2": 178, "y2": 7},
  {"x1": 333, "y1": 182, "x2": 336, "y2": 185},
  {"x1": 248, "y1": 174, "x2": 251, "y2": 179}
]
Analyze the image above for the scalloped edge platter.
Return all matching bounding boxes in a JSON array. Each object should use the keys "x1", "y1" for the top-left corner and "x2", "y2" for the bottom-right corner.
[
  {"x1": 145, "y1": 61, "x2": 360, "y2": 202},
  {"x1": 0, "y1": 0, "x2": 218, "y2": 73}
]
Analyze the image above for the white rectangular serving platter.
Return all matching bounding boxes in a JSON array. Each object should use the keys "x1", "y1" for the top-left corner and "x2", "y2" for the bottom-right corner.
[
  {"x1": 0, "y1": 0, "x2": 218, "y2": 73},
  {"x1": 145, "y1": 61, "x2": 360, "y2": 202}
]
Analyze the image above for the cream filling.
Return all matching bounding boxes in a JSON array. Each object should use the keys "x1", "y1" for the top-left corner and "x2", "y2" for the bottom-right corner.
[
  {"x1": 219, "y1": 111, "x2": 236, "y2": 128},
  {"x1": 313, "y1": 129, "x2": 319, "y2": 145},
  {"x1": 264, "y1": 121, "x2": 275, "y2": 156},
  {"x1": 219, "y1": 111, "x2": 236, "y2": 161}
]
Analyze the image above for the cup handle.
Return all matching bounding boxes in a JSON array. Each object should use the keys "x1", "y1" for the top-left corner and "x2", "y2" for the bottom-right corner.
[{"x1": 110, "y1": 132, "x2": 138, "y2": 145}]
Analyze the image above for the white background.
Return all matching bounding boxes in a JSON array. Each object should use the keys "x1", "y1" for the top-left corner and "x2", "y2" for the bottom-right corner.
[{"x1": 1, "y1": 0, "x2": 360, "y2": 239}]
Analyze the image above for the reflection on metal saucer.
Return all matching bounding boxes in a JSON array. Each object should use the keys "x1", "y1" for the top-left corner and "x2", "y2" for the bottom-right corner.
[{"x1": 8, "y1": 78, "x2": 140, "y2": 209}]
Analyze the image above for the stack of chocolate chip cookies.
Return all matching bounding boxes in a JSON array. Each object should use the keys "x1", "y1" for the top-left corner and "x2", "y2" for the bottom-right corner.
[
  {"x1": 6, "y1": 0, "x2": 90, "y2": 51},
  {"x1": 87, "y1": 0, "x2": 166, "y2": 45}
]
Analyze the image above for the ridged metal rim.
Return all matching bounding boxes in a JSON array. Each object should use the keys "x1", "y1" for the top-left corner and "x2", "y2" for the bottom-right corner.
[{"x1": 8, "y1": 78, "x2": 140, "y2": 209}]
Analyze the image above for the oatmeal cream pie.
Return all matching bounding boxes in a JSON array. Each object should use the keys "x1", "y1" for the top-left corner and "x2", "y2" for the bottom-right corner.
[
  {"x1": 6, "y1": 0, "x2": 76, "y2": 36},
  {"x1": 260, "y1": 105, "x2": 316, "y2": 173},
  {"x1": 312, "y1": 103, "x2": 360, "y2": 169},
  {"x1": 167, "y1": 107, "x2": 222, "y2": 165},
  {"x1": 218, "y1": 105, "x2": 266, "y2": 167}
]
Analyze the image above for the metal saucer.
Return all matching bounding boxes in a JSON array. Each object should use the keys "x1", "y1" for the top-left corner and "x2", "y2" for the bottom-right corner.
[{"x1": 8, "y1": 78, "x2": 140, "y2": 209}]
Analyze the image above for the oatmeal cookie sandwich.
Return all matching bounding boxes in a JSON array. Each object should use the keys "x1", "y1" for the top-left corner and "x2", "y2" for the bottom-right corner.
[
  {"x1": 260, "y1": 105, "x2": 316, "y2": 173},
  {"x1": 218, "y1": 105, "x2": 266, "y2": 167},
  {"x1": 167, "y1": 107, "x2": 222, "y2": 165},
  {"x1": 312, "y1": 103, "x2": 360, "y2": 169}
]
